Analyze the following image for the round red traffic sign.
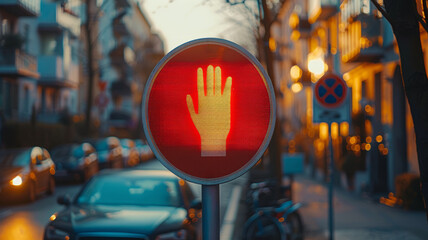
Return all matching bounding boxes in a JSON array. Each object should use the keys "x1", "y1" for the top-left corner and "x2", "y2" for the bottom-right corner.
[
  {"x1": 143, "y1": 38, "x2": 276, "y2": 185},
  {"x1": 314, "y1": 74, "x2": 348, "y2": 108}
]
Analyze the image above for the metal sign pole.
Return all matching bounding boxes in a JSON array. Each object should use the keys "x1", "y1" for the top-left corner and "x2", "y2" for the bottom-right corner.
[
  {"x1": 328, "y1": 124, "x2": 335, "y2": 240},
  {"x1": 202, "y1": 184, "x2": 220, "y2": 240}
]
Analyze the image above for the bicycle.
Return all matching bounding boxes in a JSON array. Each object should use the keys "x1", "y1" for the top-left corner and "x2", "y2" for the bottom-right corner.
[{"x1": 243, "y1": 180, "x2": 304, "y2": 240}]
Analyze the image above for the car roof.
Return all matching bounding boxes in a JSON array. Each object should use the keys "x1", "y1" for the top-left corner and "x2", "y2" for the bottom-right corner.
[{"x1": 96, "y1": 169, "x2": 180, "y2": 180}]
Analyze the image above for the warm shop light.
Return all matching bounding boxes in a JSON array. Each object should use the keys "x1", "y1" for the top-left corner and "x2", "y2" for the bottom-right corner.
[
  {"x1": 291, "y1": 82, "x2": 303, "y2": 93},
  {"x1": 308, "y1": 58, "x2": 326, "y2": 75},
  {"x1": 340, "y1": 122, "x2": 349, "y2": 136},
  {"x1": 319, "y1": 123, "x2": 329, "y2": 140},
  {"x1": 11, "y1": 175, "x2": 22, "y2": 186},
  {"x1": 290, "y1": 65, "x2": 303, "y2": 80}
]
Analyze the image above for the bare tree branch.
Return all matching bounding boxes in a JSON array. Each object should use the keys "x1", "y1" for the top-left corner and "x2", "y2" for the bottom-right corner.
[{"x1": 370, "y1": 0, "x2": 393, "y2": 23}]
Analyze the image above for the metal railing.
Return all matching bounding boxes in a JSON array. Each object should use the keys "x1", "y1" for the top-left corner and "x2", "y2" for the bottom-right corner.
[{"x1": 0, "y1": 49, "x2": 38, "y2": 74}]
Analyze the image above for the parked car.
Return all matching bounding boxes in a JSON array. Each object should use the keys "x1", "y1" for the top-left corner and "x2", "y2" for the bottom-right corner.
[
  {"x1": 120, "y1": 138, "x2": 140, "y2": 167},
  {"x1": 50, "y1": 143, "x2": 99, "y2": 183},
  {"x1": 86, "y1": 137, "x2": 123, "y2": 169},
  {"x1": 0, "y1": 147, "x2": 55, "y2": 202},
  {"x1": 135, "y1": 139, "x2": 155, "y2": 162},
  {"x1": 44, "y1": 169, "x2": 202, "y2": 240}
]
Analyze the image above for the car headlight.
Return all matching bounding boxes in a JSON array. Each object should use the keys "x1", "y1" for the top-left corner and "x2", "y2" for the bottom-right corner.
[
  {"x1": 156, "y1": 229, "x2": 187, "y2": 240},
  {"x1": 45, "y1": 226, "x2": 70, "y2": 240},
  {"x1": 10, "y1": 175, "x2": 22, "y2": 186}
]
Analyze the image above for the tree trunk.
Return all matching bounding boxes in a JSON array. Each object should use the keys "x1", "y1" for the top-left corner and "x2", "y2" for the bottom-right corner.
[
  {"x1": 384, "y1": 0, "x2": 428, "y2": 221},
  {"x1": 84, "y1": 0, "x2": 95, "y2": 134},
  {"x1": 260, "y1": 0, "x2": 283, "y2": 187}
]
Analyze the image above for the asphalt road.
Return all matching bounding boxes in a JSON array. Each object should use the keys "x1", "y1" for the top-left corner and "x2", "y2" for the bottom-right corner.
[{"x1": 0, "y1": 159, "x2": 247, "y2": 240}]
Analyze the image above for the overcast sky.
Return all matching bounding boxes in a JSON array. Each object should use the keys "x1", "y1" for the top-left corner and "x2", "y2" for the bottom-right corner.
[{"x1": 141, "y1": 0, "x2": 260, "y2": 54}]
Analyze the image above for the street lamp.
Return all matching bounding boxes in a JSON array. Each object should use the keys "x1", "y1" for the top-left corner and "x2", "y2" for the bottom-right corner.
[{"x1": 307, "y1": 47, "x2": 327, "y2": 81}]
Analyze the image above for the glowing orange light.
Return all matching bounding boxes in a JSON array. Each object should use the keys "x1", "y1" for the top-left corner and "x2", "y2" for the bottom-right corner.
[
  {"x1": 179, "y1": 179, "x2": 185, "y2": 186},
  {"x1": 291, "y1": 82, "x2": 303, "y2": 93},
  {"x1": 290, "y1": 65, "x2": 303, "y2": 80},
  {"x1": 319, "y1": 123, "x2": 329, "y2": 140},
  {"x1": 366, "y1": 136, "x2": 372, "y2": 143},
  {"x1": 382, "y1": 148, "x2": 389, "y2": 155},
  {"x1": 331, "y1": 123, "x2": 339, "y2": 139},
  {"x1": 354, "y1": 144, "x2": 361, "y2": 152},
  {"x1": 349, "y1": 136, "x2": 356, "y2": 145},
  {"x1": 365, "y1": 144, "x2": 371, "y2": 151},
  {"x1": 49, "y1": 214, "x2": 57, "y2": 221},
  {"x1": 376, "y1": 135, "x2": 383, "y2": 143},
  {"x1": 340, "y1": 122, "x2": 349, "y2": 136},
  {"x1": 378, "y1": 144, "x2": 384, "y2": 151}
]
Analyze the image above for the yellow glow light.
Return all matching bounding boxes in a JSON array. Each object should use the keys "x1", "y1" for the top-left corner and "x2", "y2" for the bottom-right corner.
[
  {"x1": 308, "y1": 58, "x2": 326, "y2": 75},
  {"x1": 291, "y1": 82, "x2": 303, "y2": 93},
  {"x1": 376, "y1": 135, "x2": 383, "y2": 143},
  {"x1": 320, "y1": 123, "x2": 329, "y2": 140},
  {"x1": 366, "y1": 136, "x2": 372, "y2": 143},
  {"x1": 10, "y1": 175, "x2": 22, "y2": 186},
  {"x1": 331, "y1": 122, "x2": 339, "y2": 139},
  {"x1": 290, "y1": 65, "x2": 303, "y2": 80},
  {"x1": 343, "y1": 73, "x2": 351, "y2": 81},
  {"x1": 49, "y1": 214, "x2": 57, "y2": 221},
  {"x1": 291, "y1": 30, "x2": 301, "y2": 41},
  {"x1": 349, "y1": 136, "x2": 356, "y2": 145},
  {"x1": 340, "y1": 122, "x2": 349, "y2": 136},
  {"x1": 289, "y1": 13, "x2": 299, "y2": 28}
]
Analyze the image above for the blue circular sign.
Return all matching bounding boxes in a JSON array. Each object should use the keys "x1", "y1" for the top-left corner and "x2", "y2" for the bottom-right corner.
[{"x1": 315, "y1": 74, "x2": 347, "y2": 108}]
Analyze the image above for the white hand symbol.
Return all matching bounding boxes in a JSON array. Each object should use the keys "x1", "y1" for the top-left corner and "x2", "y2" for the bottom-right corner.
[{"x1": 186, "y1": 65, "x2": 232, "y2": 157}]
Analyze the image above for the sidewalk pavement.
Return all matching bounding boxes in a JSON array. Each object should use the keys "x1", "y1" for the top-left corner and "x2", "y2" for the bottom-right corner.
[{"x1": 293, "y1": 175, "x2": 428, "y2": 240}]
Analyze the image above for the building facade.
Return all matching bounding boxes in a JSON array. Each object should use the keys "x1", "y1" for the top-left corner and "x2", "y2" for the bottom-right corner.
[
  {"x1": 273, "y1": 0, "x2": 427, "y2": 194},
  {"x1": 0, "y1": 0, "x2": 40, "y2": 121}
]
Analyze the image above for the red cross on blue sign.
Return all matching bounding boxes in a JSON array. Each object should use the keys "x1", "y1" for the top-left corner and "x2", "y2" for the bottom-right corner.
[{"x1": 315, "y1": 74, "x2": 347, "y2": 108}]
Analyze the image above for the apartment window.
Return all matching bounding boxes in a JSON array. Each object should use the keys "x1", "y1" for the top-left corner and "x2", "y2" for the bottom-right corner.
[
  {"x1": 40, "y1": 34, "x2": 59, "y2": 56},
  {"x1": 1, "y1": 19, "x2": 10, "y2": 35}
]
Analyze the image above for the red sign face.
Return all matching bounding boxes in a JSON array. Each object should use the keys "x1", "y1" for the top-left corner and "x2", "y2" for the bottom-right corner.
[
  {"x1": 143, "y1": 38, "x2": 275, "y2": 185},
  {"x1": 315, "y1": 74, "x2": 347, "y2": 108}
]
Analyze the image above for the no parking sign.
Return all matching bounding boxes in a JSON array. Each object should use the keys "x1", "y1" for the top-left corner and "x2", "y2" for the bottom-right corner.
[{"x1": 313, "y1": 74, "x2": 350, "y2": 124}]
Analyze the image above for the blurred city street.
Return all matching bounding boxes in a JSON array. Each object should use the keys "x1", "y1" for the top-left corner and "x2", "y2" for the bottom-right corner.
[
  {"x1": 294, "y1": 175, "x2": 428, "y2": 240},
  {"x1": 1, "y1": 0, "x2": 428, "y2": 239}
]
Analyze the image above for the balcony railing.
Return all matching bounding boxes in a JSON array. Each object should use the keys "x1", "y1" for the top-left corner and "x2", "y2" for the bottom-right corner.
[
  {"x1": 339, "y1": 8, "x2": 383, "y2": 62},
  {"x1": 0, "y1": 0, "x2": 40, "y2": 17},
  {"x1": 308, "y1": 0, "x2": 339, "y2": 23},
  {"x1": 38, "y1": 1, "x2": 80, "y2": 36},
  {"x1": 0, "y1": 49, "x2": 39, "y2": 78}
]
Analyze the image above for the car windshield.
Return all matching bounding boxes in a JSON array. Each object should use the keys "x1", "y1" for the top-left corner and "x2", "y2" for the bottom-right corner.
[
  {"x1": 76, "y1": 176, "x2": 181, "y2": 207},
  {"x1": 0, "y1": 149, "x2": 31, "y2": 167}
]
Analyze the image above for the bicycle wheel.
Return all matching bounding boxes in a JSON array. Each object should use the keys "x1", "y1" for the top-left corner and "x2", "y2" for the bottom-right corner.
[
  {"x1": 283, "y1": 211, "x2": 304, "y2": 240},
  {"x1": 243, "y1": 213, "x2": 285, "y2": 240}
]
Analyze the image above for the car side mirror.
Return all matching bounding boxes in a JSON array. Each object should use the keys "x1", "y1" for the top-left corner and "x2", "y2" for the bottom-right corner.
[
  {"x1": 189, "y1": 199, "x2": 202, "y2": 210},
  {"x1": 57, "y1": 195, "x2": 71, "y2": 206}
]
